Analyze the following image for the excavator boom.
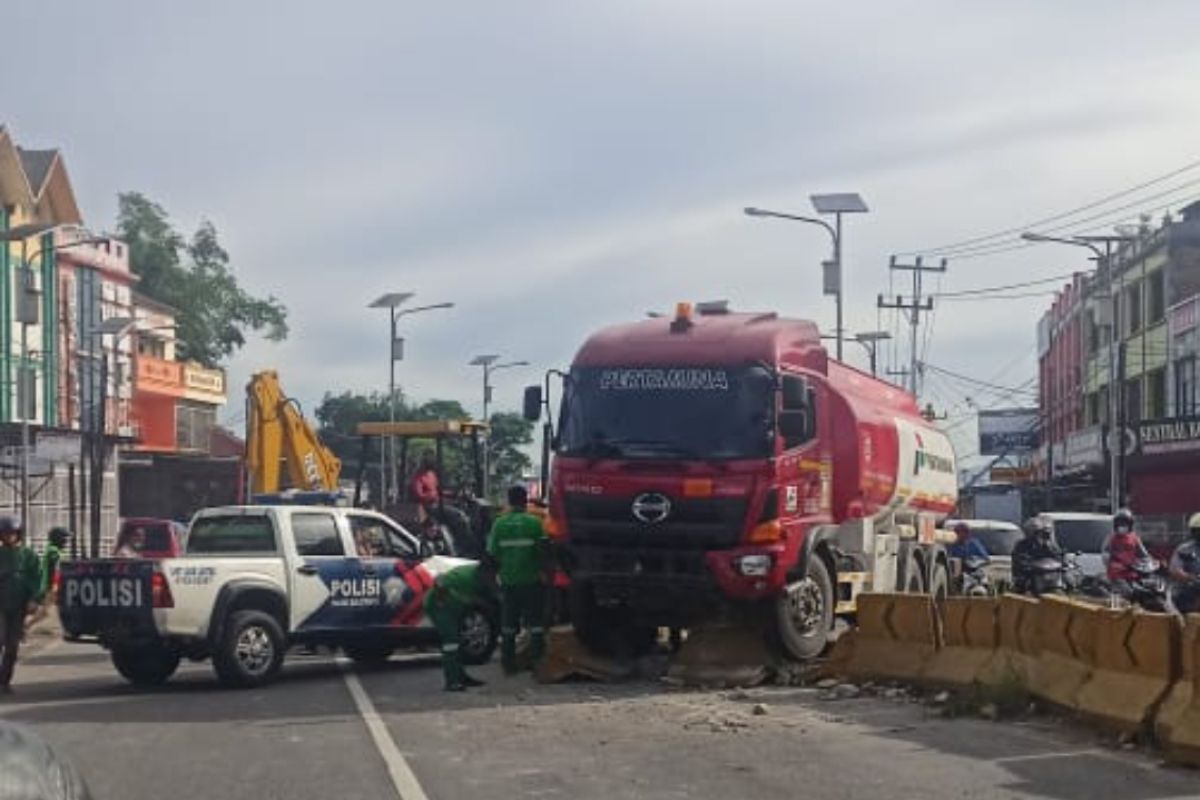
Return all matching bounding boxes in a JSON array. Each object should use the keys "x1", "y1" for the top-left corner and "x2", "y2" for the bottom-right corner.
[{"x1": 246, "y1": 370, "x2": 341, "y2": 495}]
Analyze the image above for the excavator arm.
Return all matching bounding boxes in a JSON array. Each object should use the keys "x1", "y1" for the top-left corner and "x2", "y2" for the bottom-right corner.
[{"x1": 246, "y1": 370, "x2": 342, "y2": 495}]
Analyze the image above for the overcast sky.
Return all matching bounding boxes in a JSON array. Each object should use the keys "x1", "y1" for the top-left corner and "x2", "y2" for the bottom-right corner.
[{"x1": 5, "y1": 1, "x2": 1200, "y2": 466}]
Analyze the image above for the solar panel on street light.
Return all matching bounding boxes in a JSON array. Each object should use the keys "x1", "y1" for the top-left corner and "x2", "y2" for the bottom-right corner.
[
  {"x1": 368, "y1": 292, "x2": 414, "y2": 309},
  {"x1": 810, "y1": 193, "x2": 868, "y2": 214}
]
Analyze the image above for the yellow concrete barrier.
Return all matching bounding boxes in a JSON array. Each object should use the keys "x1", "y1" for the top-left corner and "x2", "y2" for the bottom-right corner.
[
  {"x1": 842, "y1": 592, "x2": 940, "y2": 682},
  {"x1": 923, "y1": 596, "x2": 999, "y2": 687},
  {"x1": 979, "y1": 594, "x2": 1039, "y2": 686},
  {"x1": 1026, "y1": 595, "x2": 1097, "y2": 710},
  {"x1": 1154, "y1": 615, "x2": 1200, "y2": 764},
  {"x1": 1075, "y1": 608, "x2": 1179, "y2": 734}
]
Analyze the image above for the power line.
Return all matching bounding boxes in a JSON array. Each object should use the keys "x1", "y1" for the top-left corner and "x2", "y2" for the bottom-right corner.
[
  {"x1": 933, "y1": 271, "x2": 1079, "y2": 298},
  {"x1": 921, "y1": 361, "x2": 1038, "y2": 397},
  {"x1": 896, "y1": 157, "x2": 1200, "y2": 257},
  {"x1": 939, "y1": 291, "x2": 1058, "y2": 302}
]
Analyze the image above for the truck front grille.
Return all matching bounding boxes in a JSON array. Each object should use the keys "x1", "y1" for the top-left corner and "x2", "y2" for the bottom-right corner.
[{"x1": 565, "y1": 495, "x2": 747, "y2": 550}]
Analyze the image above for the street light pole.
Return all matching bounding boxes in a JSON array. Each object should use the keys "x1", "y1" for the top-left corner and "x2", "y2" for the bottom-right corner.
[
  {"x1": 1021, "y1": 231, "x2": 1131, "y2": 511},
  {"x1": 470, "y1": 355, "x2": 528, "y2": 499},
  {"x1": 744, "y1": 193, "x2": 868, "y2": 363}
]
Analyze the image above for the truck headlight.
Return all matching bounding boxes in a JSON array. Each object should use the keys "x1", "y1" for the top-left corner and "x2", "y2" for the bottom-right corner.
[{"x1": 735, "y1": 554, "x2": 773, "y2": 577}]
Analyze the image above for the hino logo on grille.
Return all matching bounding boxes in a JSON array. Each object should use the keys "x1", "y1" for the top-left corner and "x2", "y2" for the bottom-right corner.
[{"x1": 631, "y1": 492, "x2": 672, "y2": 524}]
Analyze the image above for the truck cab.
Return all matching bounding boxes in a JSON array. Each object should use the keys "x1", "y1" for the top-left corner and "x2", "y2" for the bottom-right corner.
[{"x1": 528, "y1": 304, "x2": 958, "y2": 659}]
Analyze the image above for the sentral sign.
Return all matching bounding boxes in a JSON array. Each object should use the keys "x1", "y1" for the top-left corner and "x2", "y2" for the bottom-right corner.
[
  {"x1": 979, "y1": 409, "x2": 1041, "y2": 456},
  {"x1": 1136, "y1": 416, "x2": 1200, "y2": 456}
]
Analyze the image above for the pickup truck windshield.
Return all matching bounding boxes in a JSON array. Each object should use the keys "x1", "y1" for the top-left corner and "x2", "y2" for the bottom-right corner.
[
  {"x1": 558, "y1": 365, "x2": 773, "y2": 460},
  {"x1": 188, "y1": 515, "x2": 278, "y2": 555}
]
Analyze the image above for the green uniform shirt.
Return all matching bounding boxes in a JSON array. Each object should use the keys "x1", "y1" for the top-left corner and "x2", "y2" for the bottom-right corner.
[
  {"x1": 41, "y1": 543, "x2": 63, "y2": 596},
  {"x1": 425, "y1": 563, "x2": 481, "y2": 611},
  {"x1": 0, "y1": 544, "x2": 43, "y2": 611},
  {"x1": 486, "y1": 511, "x2": 548, "y2": 587}
]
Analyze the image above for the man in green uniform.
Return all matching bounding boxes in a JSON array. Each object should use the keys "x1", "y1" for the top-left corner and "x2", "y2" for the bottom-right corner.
[
  {"x1": 424, "y1": 561, "x2": 494, "y2": 692},
  {"x1": 0, "y1": 517, "x2": 43, "y2": 694},
  {"x1": 487, "y1": 485, "x2": 549, "y2": 674}
]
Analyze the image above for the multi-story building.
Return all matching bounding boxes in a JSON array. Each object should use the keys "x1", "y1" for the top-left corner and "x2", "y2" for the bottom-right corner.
[{"x1": 1038, "y1": 201, "x2": 1200, "y2": 528}]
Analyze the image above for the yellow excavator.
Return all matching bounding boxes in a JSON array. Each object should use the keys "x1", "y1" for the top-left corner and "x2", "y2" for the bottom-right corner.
[{"x1": 245, "y1": 370, "x2": 343, "y2": 500}]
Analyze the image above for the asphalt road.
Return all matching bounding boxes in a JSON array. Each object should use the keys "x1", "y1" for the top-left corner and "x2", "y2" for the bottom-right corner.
[{"x1": 2, "y1": 638, "x2": 1198, "y2": 800}]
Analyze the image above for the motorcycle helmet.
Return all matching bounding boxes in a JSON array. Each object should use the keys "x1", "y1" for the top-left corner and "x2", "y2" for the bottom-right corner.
[
  {"x1": 48, "y1": 527, "x2": 71, "y2": 548},
  {"x1": 1114, "y1": 507, "x2": 1135, "y2": 533},
  {"x1": 1189, "y1": 512, "x2": 1200, "y2": 543},
  {"x1": 1027, "y1": 516, "x2": 1053, "y2": 540}
]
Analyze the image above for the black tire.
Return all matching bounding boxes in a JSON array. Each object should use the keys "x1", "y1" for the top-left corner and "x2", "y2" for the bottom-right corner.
[
  {"x1": 111, "y1": 644, "x2": 180, "y2": 687},
  {"x1": 775, "y1": 554, "x2": 835, "y2": 661},
  {"x1": 343, "y1": 644, "x2": 395, "y2": 664},
  {"x1": 212, "y1": 609, "x2": 286, "y2": 688},
  {"x1": 459, "y1": 605, "x2": 499, "y2": 666}
]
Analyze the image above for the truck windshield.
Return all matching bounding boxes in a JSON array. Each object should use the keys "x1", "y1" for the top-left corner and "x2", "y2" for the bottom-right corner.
[
  {"x1": 557, "y1": 365, "x2": 773, "y2": 460},
  {"x1": 188, "y1": 515, "x2": 278, "y2": 555}
]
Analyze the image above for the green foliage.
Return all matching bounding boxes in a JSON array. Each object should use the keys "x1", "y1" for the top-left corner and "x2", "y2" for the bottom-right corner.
[
  {"x1": 116, "y1": 192, "x2": 288, "y2": 367},
  {"x1": 314, "y1": 392, "x2": 534, "y2": 502}
]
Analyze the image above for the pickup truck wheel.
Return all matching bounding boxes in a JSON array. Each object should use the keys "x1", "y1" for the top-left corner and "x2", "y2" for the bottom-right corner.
[
  {"x1": 775, "y1": 555, "x2": 834, "y2": 661},
  {"x1": 213, "y1": 610, "x2": 285, "y2": 688},
  {"x1": 459, "y1": 606, "x2": 499, "y2": 666},
  {"x1": 111, "y1": 644, "x2": 180, "y2": 687}
]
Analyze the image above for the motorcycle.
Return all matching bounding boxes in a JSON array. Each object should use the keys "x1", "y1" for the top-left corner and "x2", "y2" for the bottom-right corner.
[
  {"x1": 1122, "y1": 557, "x2": 1170, "y2": 613},
  {"x1": 961, "y1": 556, "x2": 992, "y2": 597},
  {"x1": 1025, "y1": 556, "x2": 1069, "y2": 597}
]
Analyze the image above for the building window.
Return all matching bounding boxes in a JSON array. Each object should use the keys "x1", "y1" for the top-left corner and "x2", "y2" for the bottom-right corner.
[
  {"x1": 1148, "y1": 270, "x2": 1166, "y2": 325},
  {"x1": 1147, "y1": 368, "x2": 1167, "y2": 420},
  {"x1": 1126, "y1": 283, "x2": 1142, "y2": 335},
  {"x1": 176, "y1": 401, "x2": 216, "y2": 452},
  {"x1": 1177, "y1": 357, "x2": 1198, "y2": 417},
  {"x1": 1125, "y1": 378, "x2": 1143, "y2": 425},
  {"x1": 1098, "y1": 385, "x2": 1111, "y2": 427},
  {"x1": 1087, "y1": 392, "x2": 1100, "y2": 426}
]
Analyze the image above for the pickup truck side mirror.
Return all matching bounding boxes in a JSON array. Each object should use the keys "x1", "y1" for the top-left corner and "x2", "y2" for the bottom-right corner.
[{"x1": 523, "y1": 385, "x2": 543, "y2": 422}]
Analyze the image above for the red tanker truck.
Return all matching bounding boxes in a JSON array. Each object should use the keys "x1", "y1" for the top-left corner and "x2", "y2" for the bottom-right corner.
[{"x1": 523, "y1": 302, "x2": 959, "y2": 659}]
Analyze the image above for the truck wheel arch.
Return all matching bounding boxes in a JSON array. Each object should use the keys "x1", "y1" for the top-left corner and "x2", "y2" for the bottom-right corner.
[
  {"x1": 795, "y1": 525, "x2": 839, "y2": 585},
  {"x1": 209, "y1": 582, "x2": 289, "y2": 646}
]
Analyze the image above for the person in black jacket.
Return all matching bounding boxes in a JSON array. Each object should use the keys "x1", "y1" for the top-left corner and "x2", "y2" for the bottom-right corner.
[{"x1": 1012, "y1": 516, "x2": 1063, "y2": 595}]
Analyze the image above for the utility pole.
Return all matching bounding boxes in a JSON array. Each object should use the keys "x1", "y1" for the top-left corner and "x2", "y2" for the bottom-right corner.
[{"x1": 877, "y1": 256, "x2": 947, "y2": 395}]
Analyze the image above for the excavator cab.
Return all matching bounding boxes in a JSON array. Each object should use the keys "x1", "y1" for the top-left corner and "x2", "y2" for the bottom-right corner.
[{"x1": 351, "y1": 420, "x2": 493, "y2": 557}]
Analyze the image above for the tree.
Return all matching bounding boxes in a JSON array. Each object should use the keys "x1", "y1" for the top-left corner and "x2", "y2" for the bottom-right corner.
[
  {"x1": 313, "y1": 391, "x2": 533, "y2": 502},
  {"x1": 116, "y1": 192, "x2": 288, "y2": 366}
]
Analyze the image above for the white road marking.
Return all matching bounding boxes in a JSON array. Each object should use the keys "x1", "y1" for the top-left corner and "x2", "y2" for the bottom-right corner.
[{"x1": 338, "y1": 658, "x2": 430, "y2": 800}]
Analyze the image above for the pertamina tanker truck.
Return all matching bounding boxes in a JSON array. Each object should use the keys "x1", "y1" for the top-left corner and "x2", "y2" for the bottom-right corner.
[{"x1": 522, "y1": 302, "x2": 959, "y2": 660}]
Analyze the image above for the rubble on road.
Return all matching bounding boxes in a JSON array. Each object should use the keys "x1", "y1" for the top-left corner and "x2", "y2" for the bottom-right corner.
[
  {"x1": 536, "y1": 626, "x2": 634, "y2": 683},
  {"x1": 666, "y1": 624, "x2": 772, "y2": 688}
]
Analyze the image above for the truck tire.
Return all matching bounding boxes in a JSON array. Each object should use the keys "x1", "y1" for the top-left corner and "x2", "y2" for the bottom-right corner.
[
  {"x1": 111, "y1": 644, "x2": 180, "y2": 687},
  {"x1": 775, "y1": 555, "x2": 834, "y2": 661},
  {"x1": 459, "y1": 605, "x2": 499, "y2": 666},
  {"x1": 213, "y1": 610, "x2": 286, "y2": 688},
  {"x1": 343, "y1": 644, "x2": 395, "y2": 665}
]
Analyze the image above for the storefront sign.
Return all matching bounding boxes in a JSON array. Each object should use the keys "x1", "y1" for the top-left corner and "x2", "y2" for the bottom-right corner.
[
  {"x1": 1063, "y1": 425, "x2": 1106, "y2": 469},
  {"x1": 1136, "y1": 416, "x2": 1200, "y2": 456}
]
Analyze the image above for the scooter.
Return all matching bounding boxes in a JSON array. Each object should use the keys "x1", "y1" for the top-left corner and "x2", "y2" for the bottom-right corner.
[
  {"x1": 961, "y1": 556, "x2": 992, "y2": 597},
  {"x1": 1124, "y1": 557, "x2": 1170, "y2": 613}
]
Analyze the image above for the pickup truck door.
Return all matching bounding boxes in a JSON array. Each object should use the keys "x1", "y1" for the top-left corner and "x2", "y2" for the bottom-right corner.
[
  {"x1": 286, "y1": 509, "x2": 374, "y2": 632},
  {"x1": 346, "y1": 512, "x2": 435, "y2": 630}
]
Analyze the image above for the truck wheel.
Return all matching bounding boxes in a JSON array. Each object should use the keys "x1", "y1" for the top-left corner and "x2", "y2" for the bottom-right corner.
[
  {"x1": 775, "y1": 555, "x2": 834, "y2": 661},
  {"x1": 213, "y1": 610, "x2": 286, "y2": 688},
  {"x1": 343, "y1": 644, "x2": 395, "y2": 665},
  {"x1": 459, "y1": 605, "x2": 499, "y2": 666},
  {"x1": 111, "y1": 644, "x2": 180, "y2": 687}
]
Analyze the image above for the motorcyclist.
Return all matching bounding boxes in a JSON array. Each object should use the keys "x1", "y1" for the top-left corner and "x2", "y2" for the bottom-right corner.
[
  {"x1": 1012, "y1": 516, "x2": 1063, "y2": 595},
  {"x1": 1168, "y1": 513, "x2": 1200, "y2": 614},
  {"x1": 948, "y1": 522, "x2": 990, "y2": 563},
  {"x1": 1102, "y1": 508, "x2": 1151, "y2": 599}
]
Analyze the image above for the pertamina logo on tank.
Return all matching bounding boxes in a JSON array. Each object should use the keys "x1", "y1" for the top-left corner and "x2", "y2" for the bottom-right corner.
[{"x1": 912, "y1": 432, "x2": 954, "y2": 476}]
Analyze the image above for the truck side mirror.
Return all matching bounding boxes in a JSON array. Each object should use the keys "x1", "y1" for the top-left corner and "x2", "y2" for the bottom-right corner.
[
  {"x1": 523, "y1": 385, "x2": 543, "y2": 422},
  {"x1": 779, "y1": 410, "x2": 810, "y2": 447}
]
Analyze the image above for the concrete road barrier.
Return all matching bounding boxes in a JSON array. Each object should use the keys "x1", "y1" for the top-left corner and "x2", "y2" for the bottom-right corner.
[
  {"x1": 979, "y1": 594, "x2": 1039, "y2": 687},
  {"x1": 1154, "y1": 615, "x2": 1200, "y2": 764},
  {"x1": 1075, "y1": 608, "x2": 1179, "y2": 734},
  {"x1": 843, "y1": 593, "x2": 940, "y2": 682},
  {"x1": 1026, "y1": 595, "x2": 1097, "y2": 711},
  {"x1": 923, "y1": 597, "x2": 999, "y2": 687}
]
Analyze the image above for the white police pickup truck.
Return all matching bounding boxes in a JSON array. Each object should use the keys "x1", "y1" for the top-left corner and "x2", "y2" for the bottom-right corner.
[{"x1": 59, "y1": 505, "x2": 498, "y2": 688}]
